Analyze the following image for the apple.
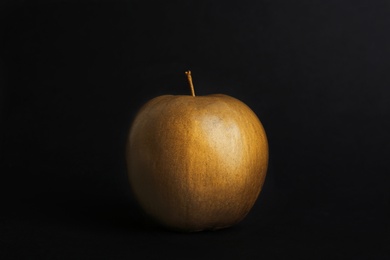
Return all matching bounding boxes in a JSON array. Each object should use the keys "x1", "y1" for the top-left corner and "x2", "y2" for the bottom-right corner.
[{"x1": 126, "y1": 71, "x2": 268, "y2": 232}]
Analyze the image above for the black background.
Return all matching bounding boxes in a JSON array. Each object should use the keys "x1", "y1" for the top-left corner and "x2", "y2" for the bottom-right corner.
[{"x1": 1, "y1": 0, "x2": 389, "y2": 259}]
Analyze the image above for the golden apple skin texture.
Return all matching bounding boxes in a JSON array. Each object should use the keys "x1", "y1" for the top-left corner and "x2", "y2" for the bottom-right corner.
[{"x1": 126, "y1": 94, "x2": 268, "y2": 231}]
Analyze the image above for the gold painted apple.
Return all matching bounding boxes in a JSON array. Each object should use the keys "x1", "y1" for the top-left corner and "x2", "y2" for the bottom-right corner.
[{"x1": 126, "y1": 71, "x2": 268, "y2": 231}]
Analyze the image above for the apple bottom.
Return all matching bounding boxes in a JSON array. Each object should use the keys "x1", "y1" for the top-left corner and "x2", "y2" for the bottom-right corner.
[{"x1": 130, "y1": 165, "x2": 266, "y2": 232}]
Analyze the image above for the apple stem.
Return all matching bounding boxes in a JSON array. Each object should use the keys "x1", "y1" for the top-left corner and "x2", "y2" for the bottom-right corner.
[{"x1": 185, "y1": 70, "x2": 196, "y2": 97}]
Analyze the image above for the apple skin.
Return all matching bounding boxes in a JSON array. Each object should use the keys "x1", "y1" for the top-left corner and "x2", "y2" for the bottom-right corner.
[{"x1": 126, "y1": 94, "x2": 268, "y2": 232}]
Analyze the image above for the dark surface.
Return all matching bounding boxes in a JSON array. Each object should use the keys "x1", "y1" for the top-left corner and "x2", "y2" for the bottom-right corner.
[{"x1": 1, "y1": 0, "x2": 389, "y2": 259}]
